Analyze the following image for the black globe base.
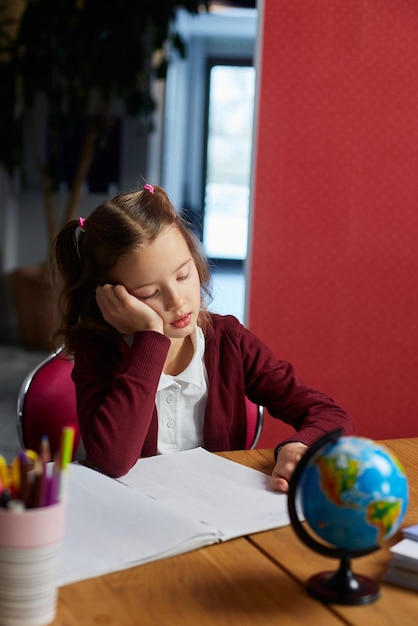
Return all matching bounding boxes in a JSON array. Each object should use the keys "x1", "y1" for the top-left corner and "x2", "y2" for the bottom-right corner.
[{"x1": 306, "y1": 555, "x2": 380, "y2": 606}]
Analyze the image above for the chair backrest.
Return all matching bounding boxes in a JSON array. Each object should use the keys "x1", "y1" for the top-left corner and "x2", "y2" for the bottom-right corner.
[
  {"x1": 17, "y1": 349, "x2": 264, "y2": 456},
  {"x1": 16, "y1": 348, "x2": 81, "y2": 461}
]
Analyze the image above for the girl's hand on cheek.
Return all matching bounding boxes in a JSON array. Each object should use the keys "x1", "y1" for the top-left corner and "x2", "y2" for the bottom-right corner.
[{"x1": 96, "y1": 284, "x2": 164, "y2": 335}]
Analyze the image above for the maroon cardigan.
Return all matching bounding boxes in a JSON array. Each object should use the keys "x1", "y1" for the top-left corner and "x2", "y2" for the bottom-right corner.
[{"x1": 72, "y1": 314, "x2": 355, "y2": 476}]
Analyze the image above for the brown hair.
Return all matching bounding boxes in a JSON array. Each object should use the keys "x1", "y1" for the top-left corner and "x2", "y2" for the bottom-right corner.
[{"x1": 50, "y1": 185, "x2": 212, "y2": 353}]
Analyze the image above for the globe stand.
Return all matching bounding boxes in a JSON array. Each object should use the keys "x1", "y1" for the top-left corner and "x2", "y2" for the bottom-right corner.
[
  {"x1": 287, "y1": 429, "x2": 381, "y2": 606},
  {"x1": 307, "y1": 553, "x2": 380, "y2": 605}
]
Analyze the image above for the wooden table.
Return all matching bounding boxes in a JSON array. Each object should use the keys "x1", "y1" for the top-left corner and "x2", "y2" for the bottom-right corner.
[
  {"x1": 54, "y1": 438, "x2": 418, "y2": 625},
  {"x1": 235, "y1": 439, "x2": 418, "y2": 626}
]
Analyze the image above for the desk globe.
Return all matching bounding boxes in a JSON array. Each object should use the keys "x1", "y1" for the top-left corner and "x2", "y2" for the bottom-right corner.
[{"x1": 287, "y1": 430, "x2": 409, "y2": 605}]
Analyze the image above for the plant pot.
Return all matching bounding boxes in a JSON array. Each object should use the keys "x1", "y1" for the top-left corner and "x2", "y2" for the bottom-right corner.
[{"x1": 11, "y1": 266, "x2": 59, "y2": 351}]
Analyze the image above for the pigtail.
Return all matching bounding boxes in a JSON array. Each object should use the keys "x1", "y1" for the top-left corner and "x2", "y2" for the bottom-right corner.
[
  {"x1": 50, "y1": 221, "x2": 83, "y2": 288},
  {"x1": 49, "y1": 219, "x2": 93, "y2": 350}
]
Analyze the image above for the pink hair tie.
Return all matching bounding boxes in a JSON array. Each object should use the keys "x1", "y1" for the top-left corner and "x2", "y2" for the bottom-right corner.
[
  {"x1": 78, "y1": 217, "x2": 86, "y2": 231},
  {"x1": 143, "y1": 183, "x2": 154, "y2": 194}
]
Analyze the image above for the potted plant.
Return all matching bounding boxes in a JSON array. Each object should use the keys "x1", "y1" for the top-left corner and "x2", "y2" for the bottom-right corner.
[{"x1": 0, "y1": 0, "x2": 206, "y2": 349}]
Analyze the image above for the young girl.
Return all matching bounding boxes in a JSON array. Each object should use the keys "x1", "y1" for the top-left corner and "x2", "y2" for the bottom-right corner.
[{"x1": 50, "y1": 184, "x2": 355, "y2": 491}]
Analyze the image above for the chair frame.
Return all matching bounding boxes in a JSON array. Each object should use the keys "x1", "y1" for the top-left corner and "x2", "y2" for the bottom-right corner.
[{"x1": 247, "y1": 404, "x2": 264, "y2": 450}]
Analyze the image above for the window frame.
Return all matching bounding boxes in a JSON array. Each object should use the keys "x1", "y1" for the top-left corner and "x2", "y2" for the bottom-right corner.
[{"x1": 160, "y1": 8, "x2": 257, "y2": 267}]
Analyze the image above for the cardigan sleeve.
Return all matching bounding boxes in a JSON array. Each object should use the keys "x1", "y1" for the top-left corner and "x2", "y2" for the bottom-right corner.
[
  {"x1": 72, "y1": 330, "x2": 170, "y2": 476},
  {"x1": 205, "y1": 315, "x2": 355, "y2": 450},
  {"x1": 238, "y1": 322, "x2": 356, "y2": 448}
]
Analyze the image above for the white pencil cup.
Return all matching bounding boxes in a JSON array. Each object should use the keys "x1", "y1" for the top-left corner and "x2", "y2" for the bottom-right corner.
[{"x1": 0, "y1": 501, "x2": 66, "y2": 626}]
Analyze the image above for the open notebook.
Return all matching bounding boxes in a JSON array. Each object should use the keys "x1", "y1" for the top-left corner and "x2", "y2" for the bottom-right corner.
[{"x1": 59, "y1": 447, "x2": 290, "y2": 586}]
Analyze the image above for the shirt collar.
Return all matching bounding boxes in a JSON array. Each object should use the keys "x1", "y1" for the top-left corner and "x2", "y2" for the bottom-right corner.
[{"x1": 158, "y1": 327, "x2": 205, "y2": 390}]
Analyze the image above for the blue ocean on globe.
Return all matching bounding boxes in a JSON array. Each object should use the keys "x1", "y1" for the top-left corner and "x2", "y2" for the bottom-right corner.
[{"x1": 299, "y1": 436, "x2": 409, "y2": 551}]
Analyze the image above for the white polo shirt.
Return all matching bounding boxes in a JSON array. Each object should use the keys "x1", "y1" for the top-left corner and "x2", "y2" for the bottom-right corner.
[{"x1": 156, "y1": 327, "x2": 208, "y2": 454}]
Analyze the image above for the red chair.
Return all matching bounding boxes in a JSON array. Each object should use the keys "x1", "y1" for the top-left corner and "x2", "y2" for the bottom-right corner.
[
  {"x1": 17, "y1": 348, "x2": 264, "y2": 458},
  {"x1": 16, "y1": 347, "x2": 81, "y2": 461}
]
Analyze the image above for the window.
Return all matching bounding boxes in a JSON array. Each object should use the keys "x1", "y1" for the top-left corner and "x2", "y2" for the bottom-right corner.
[
  {"x1": 160, "y1": 8, "x2": 257, "y2": 262},
  {"x1": 203, "y1": 62, "x2": 255, "y2": 260}
]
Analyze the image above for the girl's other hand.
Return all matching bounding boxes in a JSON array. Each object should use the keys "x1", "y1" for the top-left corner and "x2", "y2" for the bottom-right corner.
[
  {"x1": 96, "y1": 284, "x2": 164, "y2": 335},
  {"x1": 271, "y1": 442, "x2": 308, "y2": 493}
]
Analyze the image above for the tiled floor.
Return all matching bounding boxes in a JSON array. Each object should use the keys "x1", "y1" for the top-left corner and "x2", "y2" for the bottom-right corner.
[{"x1": 0, "y1": 268, "x2": 246, "y2": 462}]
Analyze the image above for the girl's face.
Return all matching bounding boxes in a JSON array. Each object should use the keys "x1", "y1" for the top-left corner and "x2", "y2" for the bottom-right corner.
[{"x1": 110, "y1": 226, "x2": 202, "y2": 339}]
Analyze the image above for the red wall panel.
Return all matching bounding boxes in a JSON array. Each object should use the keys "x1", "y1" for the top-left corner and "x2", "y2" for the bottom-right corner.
[{"x1": 249, "y1": 0, "x2": 418, "y2": 446}]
